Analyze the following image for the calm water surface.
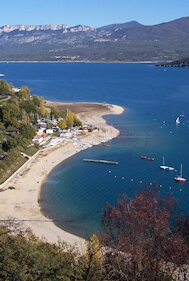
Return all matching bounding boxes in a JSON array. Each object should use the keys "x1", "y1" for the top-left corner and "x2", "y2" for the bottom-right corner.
[{"x1": 1, "y1": 62, "x2": 189, "y2": 237}]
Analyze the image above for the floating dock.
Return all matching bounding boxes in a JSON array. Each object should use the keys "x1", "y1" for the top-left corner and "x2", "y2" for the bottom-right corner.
[{"x1": 83, "y1": 159, "x2": 118, "y2": 165}]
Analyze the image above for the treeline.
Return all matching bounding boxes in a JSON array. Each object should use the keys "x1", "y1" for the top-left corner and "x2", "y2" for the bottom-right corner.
[
  {"x1": 158, "y1": 57, "x2": 189, "y2": 68},
  {"x1": 0, "y1": 81, "x2": 42, "y2": 175},
  {"x1": 47, "y1": 106, "x2": 82, "y2": 129},
  {"x1": 1, "y1": 186, "x2": 189, "y2": 280}
]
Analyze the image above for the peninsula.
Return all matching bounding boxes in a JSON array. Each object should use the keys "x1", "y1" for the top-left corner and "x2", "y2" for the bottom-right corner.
[
  {"x1": 158, "y1": 57, "x2": 189, "y2": 68},
  {"x1": 0, "y1": 81, "x2": 124, "y2": 248}
]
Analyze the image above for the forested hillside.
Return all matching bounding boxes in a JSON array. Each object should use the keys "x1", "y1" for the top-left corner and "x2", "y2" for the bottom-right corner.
[
  {"x1": 159, "y1": 57, "x2": 189, "y2": 67},
  {"x1": 0, "y1": 81, "x2": 42, "y2": 183}
]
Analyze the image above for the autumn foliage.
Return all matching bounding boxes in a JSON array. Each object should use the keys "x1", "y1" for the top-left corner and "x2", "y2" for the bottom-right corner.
[{"x1": 101, "y1": 185, "x2": 189, "y2": 280}]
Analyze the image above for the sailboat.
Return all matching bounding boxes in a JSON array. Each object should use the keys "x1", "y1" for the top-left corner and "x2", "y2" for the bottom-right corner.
[
  {"x1": 174, "y1": 164, "x2": 186, "y2": 182},
  {"x1": 176, "y1": 117, "x2": 180, "y2": 124},
  {"x1": 160, "y1": 157, "x2": 168, "y2": 170},
  {"x1": 160, "y1": 157, "x2": 174, "y2": 171}
]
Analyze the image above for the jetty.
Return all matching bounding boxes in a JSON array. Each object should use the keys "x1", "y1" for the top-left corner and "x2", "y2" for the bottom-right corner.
[{"x1": 83, "y1": 159, "x2": 118, "y2": 165}]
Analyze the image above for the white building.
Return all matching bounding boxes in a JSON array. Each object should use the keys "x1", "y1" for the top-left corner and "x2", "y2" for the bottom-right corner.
[
  {"x1": 32, "y1": 135, "x2": 44, "y2": 144},
  {"x1": 12, "y1": 87, "x2": 20, "y2": 93},
  {"x1": 46, "y1": 129, "x2": 53, "y2": 134}
]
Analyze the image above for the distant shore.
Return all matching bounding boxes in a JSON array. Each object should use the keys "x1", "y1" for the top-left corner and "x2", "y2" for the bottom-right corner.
[
  {"x1": 0, "y1": 60, "x2": 159, "y2": 64},
  {"x1": 0, "y1": 101, "x2": 124, "y2": 250}
]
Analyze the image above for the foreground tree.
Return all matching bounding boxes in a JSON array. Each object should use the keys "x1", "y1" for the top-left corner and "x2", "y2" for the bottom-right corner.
[
  {"x1": 84, "y1": 235, "x2": 103, "y2": 281},
  {"x1": 0, "y1": 223, "x2": 86, "y2": 281},
  {"x1": 101, "y1": 185, "x2": 189, "y2": 281}
]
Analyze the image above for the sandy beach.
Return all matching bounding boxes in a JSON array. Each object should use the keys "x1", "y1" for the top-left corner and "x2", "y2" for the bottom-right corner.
[{"x1": 0, "y1": 102, "x2": 124, "y2": 250}]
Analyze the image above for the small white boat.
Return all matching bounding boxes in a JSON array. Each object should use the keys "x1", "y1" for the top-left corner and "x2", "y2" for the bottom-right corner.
[
  {"x1": 167, "y1": 166, "x2": 175, "y2": 171},
  {"x1": 160, "y1": 157, "x2": 174, "y2": 171},
  {"x1": 176, "y1": 117, "x2": 180, "y2": 124},
  {"x1": 0, "y1": 74, "x2": 5, "y2": 77},
  {"x1": 175, "y1": 164, "x2": 186, "y2": 183}
]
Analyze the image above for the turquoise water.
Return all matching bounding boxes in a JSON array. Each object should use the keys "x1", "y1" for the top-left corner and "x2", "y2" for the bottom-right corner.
[{"x1": 1, "y1": 62, "x2": 189, "y2": 237}]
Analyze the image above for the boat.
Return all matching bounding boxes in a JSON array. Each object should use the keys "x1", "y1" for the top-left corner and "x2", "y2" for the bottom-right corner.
[
  {"x1": 140, "y1": 155, "x2": 147, "y2": 159},
  {"x1": 176, "y1": 117, "x2": 180, "y2": 124},
  {"x1": 0, "y1": 74, "x2": 5, "y2": 77},
  {"x1": 167, "y1": 166, "x2": 175, "y2": 171},
  {"x1": 160, "y1": 157, "x2": 174, "y2": 171},
  {"x1": 174, "y1": 164, "x2": 186, "y2": 183},
  {"x1": 140, "y1": 155, "x2": 155, "y2": 160},
  {"x1": 147, "y1": 157, "x2": 155, "y2": 161},
  {"x1": 160, "y1": 157, "x2": 169, "y2": 170},
  {"x1": 102, "y1": 143, "x2": 110, "y2": 147}
]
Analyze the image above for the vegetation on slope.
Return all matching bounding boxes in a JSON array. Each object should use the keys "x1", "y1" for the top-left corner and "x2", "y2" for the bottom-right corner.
[
  {"x1": 0, "y1": 80, "x2": 82, "y2": 183},
  {"x1": 1, "y1": 186, "x2": 189, "y2": 280},
  {"x1": 158, "y1": 57, "x2": 189, "y2": 67},
  {"x1": 0, "y1": 81, "x2": 40, "y2": 183},
  {"x1": 101, "y1": 185, "x2": 189, "y2": 280},
  {"x1": 0, "y1": 224, "x2": 86, "y2": 281}
]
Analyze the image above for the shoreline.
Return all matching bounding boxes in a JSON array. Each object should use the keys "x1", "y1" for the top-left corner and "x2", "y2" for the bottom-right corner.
[
  {"x1": 0, "y1": 60, "x2": 159, "y2": 64},
  {"x1": 0, "y1": 102, "x2": 124, "y2": 250}
]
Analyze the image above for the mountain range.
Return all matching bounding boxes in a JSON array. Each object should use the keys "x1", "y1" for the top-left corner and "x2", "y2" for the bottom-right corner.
[{"x1": 0, "y1": 17, "x2": 189, "y2": 61}]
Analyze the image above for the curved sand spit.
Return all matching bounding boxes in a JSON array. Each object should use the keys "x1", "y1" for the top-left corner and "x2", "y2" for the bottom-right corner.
[{"x1": 0, "y1": 102, "x2": 124, "y2": 251}]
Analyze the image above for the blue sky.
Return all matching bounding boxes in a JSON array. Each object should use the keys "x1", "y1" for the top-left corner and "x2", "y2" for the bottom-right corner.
[{"x1": 1, "y1": 0, "x2": 189, "y2": 27}]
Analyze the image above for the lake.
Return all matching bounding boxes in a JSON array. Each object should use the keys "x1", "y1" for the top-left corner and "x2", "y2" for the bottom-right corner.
[{"x1": 1, "y1": 62, "x2": 189, "y2": 237}]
